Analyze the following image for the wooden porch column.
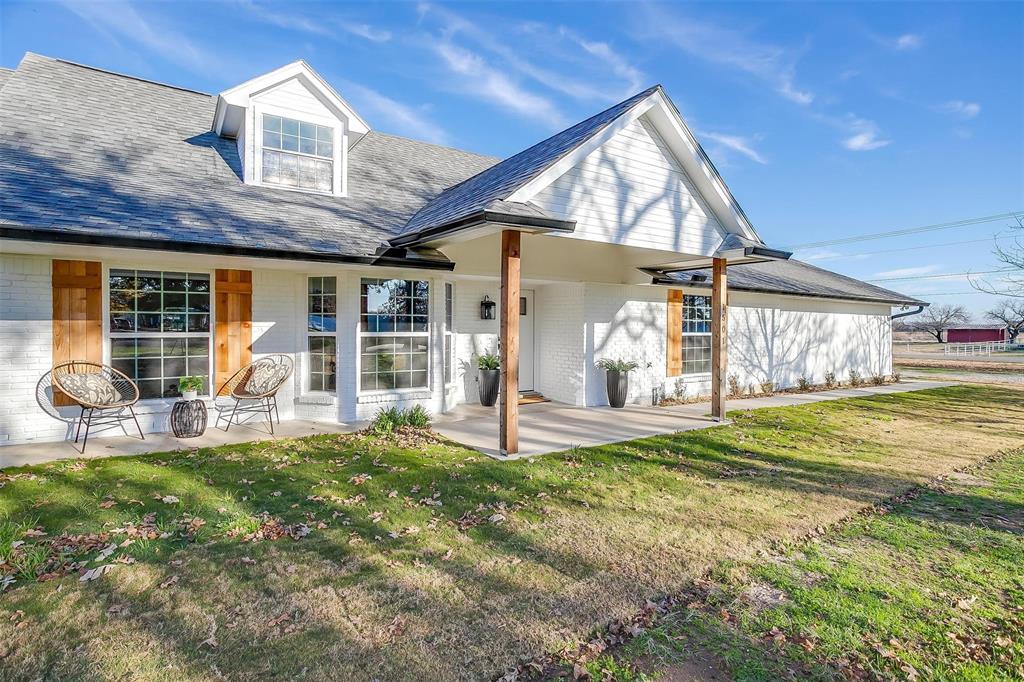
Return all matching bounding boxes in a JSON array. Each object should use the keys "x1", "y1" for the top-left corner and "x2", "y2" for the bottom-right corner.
[
  {"x1": 499, "y1": 230, "x2": 521, "y2": 455},
  {"x1": 711, "y1": 257, "x2": 728, "y2": 421}
]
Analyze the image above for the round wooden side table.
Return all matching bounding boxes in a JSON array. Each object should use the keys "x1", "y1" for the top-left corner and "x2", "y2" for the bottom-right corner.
[{"x1": 170, "y1": 399, "x2": 208, "y2": 438}]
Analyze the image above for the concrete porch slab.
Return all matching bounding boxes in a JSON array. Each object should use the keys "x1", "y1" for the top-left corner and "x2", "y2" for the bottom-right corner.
[
  {"x1": 1, "y1": 418, "x2": 360, "y2": 469},
  {"x1": 434, "y1": 380, "x2": 955, "y2": 460}
]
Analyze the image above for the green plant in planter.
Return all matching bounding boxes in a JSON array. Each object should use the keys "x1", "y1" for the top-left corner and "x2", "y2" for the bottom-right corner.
[
  {"x1": 178, "y1": 376, "x2": 204, "y2": 394},
  {"x1": 477, "y1": 354, "x2": 500, "y2": 370},
  {"x1": 597, "y1": 358, "x2": 638, "y2": 409},
  {"x1": 596, "y1": 358, "x2": 639, "y2": 373}
]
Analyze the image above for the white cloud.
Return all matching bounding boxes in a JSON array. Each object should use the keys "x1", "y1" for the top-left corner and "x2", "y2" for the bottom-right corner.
[
  {"x1": 341, "y1": 81, "x2": 448, "y2": 145},
  {"x1": 634, "y1": 5, "x2": 814, "y2": 105},
  {"x1": 894, "y1": 33, "x2": 923, "y2": 50},
  {"x1": 841, "y1": 116, "x2": 891, "y2": 151},
  {"x1": 237, "y1": 1, "x2": 390, "y2": 42},
  {"x1": 341, "y1": 22, "x2": 391, "y2": 43},
  {"x1": 433, "y1": 42, "x2": 566, "y2": 127},
  {"x1": 872, "y1": 264, "x2": 941, "y2": 279},
  {"x1": 698, "y1": 131, "x2": 767, "y2": 164},
  {"x1": 419, "y1": 3, "x2": 645, "y2": 108},
  {"x1": 59, "y1": 0, "x2": 219, "y2": 74},
  {"x1": 941, "y1": 100, "x2": 981, "y2": 119}
]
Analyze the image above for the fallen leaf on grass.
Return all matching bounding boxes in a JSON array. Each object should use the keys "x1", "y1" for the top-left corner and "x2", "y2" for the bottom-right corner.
[
  {"x1": 80, "y1": 564, "x2": 115, "y2": 582},
  {"x1": 159, "y1": 575, "x2": 179, "y2": 589},
  {"x1": 382, "y1": 615, "x2": 406, "y2": 643},
  {"x1": 99, "y1": 499, "x2": 117, "y2": 509}
]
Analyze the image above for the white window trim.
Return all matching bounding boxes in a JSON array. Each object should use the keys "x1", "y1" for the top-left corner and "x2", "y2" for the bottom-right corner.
[
  {"x1": 251, "y1": 102, "x2": 346, "y2": 197},
  {"x1": 357, "y1": 278, "x2": 432, "y2": 396},
  {"x1": 680, "y1": 293, "x2": 712, "y2": 376},
  {"x1": 103, "y1": 264, "x2": 215, "y2": 405},
  {"x1": 444, "y1": 282, "x2": 456, "y2": 387},
  {"x1": 305, "y1": 276, "x2": 338, "y2": 395}
]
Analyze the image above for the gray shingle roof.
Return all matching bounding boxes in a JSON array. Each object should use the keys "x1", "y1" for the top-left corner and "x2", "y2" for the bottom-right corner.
[
  {"x1": 0, "y1": 54, "x2": 498, "y2": 262},
  {"x1": 652, "y1": 259, "x2": 926, "y2": 306},
  {"x1": 393, "y1": 85, "x2": 661, "y2": 243}
]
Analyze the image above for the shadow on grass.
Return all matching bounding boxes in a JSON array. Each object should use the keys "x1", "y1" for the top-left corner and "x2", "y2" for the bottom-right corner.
[{"x1": 1, "y1": 385, "x2": 1022, "y2": 680}]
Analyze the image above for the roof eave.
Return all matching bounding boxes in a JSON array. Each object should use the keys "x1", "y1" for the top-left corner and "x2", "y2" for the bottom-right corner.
[
  {"x1": 388, "y1": 210, "x2": 576, "y2": 248},
  {"x1": 0, "y1": 224, "x2": 455, "y2": 271},
  {"x1": 644, "y1": 273, "x2": 926, "y2": 307}
]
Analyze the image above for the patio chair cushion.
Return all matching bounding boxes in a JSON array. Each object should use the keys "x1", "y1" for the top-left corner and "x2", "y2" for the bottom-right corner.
[
  {"x1": 59, "y1": 373, "x2": 120, "y2": 406},
  {"x1": 240, "y1": 361, "x2": 290, "y2": 397}
]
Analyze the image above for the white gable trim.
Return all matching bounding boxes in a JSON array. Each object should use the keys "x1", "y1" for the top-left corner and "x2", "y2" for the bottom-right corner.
[
  {"x1": 213, "y1": 60, "x2": 370, "y2": 138},
  {"x1": 508, "y1": 88, "x2": 762, "y2": 244}
]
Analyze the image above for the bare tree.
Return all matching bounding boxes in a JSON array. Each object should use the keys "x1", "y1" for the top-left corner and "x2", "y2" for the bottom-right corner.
[
  {"x1": 911, "y1": 304, "x2": 970, "y2": 342},
  {"x1": 972, "y1": 213, "x2": 1024, "y2": 297},
  {"x1": 986, "y1": 298, "x2": 1024, "y2": 343}
]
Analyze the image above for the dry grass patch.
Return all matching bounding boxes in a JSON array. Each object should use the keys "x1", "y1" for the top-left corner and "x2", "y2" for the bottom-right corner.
[{"x1": 1, "y1": 385, "x2": 1022, "y2": 681}]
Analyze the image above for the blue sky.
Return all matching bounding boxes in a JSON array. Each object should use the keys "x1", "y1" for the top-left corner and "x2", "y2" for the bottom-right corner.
[{"x1": 2, "y1": 1, "x2": 1022, "y2": 315}]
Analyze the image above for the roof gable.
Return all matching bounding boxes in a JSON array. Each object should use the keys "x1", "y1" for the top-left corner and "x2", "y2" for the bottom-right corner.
[
  {"x1": 529, "y1": 114, "x2": 727, "y2": 254},
  {"x1": 391, "y1": 86, "x2": 765, "y2": 251},
  {"x1": 213, "y1": 60, "x2": 370, "y2": 140},
  {"x1": 392, "y1": 86, "x2": 659, "y2": 244}
]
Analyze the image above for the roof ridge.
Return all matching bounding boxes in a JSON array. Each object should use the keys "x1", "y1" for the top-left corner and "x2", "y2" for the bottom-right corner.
[{"x1": 22, "y1": 52, "x2": 212, "y2": 97}]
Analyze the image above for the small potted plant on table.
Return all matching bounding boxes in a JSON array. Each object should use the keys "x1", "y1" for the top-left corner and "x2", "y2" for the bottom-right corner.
[
  {"x1": 477, "y1": 354, "x2": 500, "y2": 407},
  {"x1": 178, "y1": 376, "x2": 204, "y2": 401},
  {"x1": 171, "y1": 376, "x2": 207, "y2": 438},
  {"x1": 596, "y1": 358, "x2": 639, "y2": 408}
]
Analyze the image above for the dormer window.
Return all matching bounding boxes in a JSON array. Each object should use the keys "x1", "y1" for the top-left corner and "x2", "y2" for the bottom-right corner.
[
  {"x1": 261, "y1": 114, "x2": 334, "y2": 192},
  {"x1": 213, "y1": 60, "x2": 371, "y2": 197}
]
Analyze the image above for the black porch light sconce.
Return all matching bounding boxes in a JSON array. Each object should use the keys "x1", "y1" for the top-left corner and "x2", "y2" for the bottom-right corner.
[{"x1": 480, "y1": 295, "x2": 496, "y2": 320}]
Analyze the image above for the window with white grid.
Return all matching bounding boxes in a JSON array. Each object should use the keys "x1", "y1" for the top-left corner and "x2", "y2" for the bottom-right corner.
[
  {"x1": 682, "y1": 294, "x2": 712, "y2": 375},
  {"x1": 108, "y1": 270, "x2": 211, "y2": 399},
  {"x1": 307, "y1": 277, "x2": 337, "y2": 392},
  {"x1": 359, "y1": 279, "x2": 430, "y2": 391},
  {"x1": 261, "y1": 114, "x2": 334, "y2": 192}
]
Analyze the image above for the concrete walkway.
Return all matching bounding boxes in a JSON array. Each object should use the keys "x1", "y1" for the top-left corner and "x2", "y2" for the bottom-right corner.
[
  {"x1": 434, "y1": 380, "x2": 954, "y2": 459},
  {"x1": 1, "y1": 380, "x2": 952, "y2": 468},
  {"x1": 1, "y1": 418, "x2": 357, "y2": 469}
]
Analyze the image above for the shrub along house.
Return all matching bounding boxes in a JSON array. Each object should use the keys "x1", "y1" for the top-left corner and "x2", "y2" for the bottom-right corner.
[{"x1": 0, "y1": 54, "x2": 923, "y2": 455}]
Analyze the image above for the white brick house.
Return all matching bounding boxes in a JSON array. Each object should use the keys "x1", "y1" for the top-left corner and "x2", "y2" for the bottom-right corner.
[{"x1": 0, "y1": 54, "x2": 922, "y2": 452}]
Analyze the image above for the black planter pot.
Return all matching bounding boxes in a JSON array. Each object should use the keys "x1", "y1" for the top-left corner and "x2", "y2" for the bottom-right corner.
[
  {"x1": 606, "y1": 370, "x2": 629, "y2": 408},
  {"x1": 478, "y1": 369, "x2": 500, "y2": 407}
]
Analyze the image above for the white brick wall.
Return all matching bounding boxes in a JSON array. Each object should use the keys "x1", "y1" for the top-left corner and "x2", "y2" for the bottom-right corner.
[
  {"x1": 0, "y1": 254, "x2": 70, "y2": 444},
  {"x1": 451, "y1": 279, "x2": 500, "y2": 405},
  {"x1": 536, "y1": 283, "x2": 585, "y2": 405},
  {"x1": 726, "y1": 292, "x2": 893, "y2": 391},
  {"x1": 585, "y1": 284, "x2": 667, "y2": 406}
]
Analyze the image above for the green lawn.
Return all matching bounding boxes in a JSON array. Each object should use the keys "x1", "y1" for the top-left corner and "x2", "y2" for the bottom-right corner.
[
  {"x1": 1, "y1": 385, "x2": 1022, "y2": 681},
  {"x1": 603, "y1": 446, "x2": 1024, "y2": 681}
]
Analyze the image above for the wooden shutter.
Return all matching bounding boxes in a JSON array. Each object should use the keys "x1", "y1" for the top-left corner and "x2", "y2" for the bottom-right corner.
[
  {"x1": 666, "y1": 289, "x2": 682, "y2": 377},
  {"x1": 214, "y1": 269, "x2": 253, "y2": 395},
  {"x1": 52, "y1": 260, "x2": 103, "y2": 405}
]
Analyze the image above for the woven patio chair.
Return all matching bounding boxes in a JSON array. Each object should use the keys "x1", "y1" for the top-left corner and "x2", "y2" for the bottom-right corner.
[
  {"x1": 51, "y1": 361, "x2": 143, "y2": 452},
  {"x1": 216, "y1": 354, "x2": 293, "y2": 434}
]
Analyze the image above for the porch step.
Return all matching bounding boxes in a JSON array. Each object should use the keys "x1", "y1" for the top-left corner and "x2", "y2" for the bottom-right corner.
[{"x1": 518, "y1": 391, "x2": 550, "y2": 406}]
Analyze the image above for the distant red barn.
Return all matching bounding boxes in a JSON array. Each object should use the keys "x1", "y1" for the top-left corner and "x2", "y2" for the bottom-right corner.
[{"x1": 943, "y1": 326, "x2": 1007, "y2": 343}]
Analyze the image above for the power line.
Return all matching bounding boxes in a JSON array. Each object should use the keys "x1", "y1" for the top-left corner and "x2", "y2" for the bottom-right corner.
[
  {"x1": 915, "y1": 290, "x2": 1020, "y2": 297},
  {"x1": 868, "y1": 268, "x2": 1015, "y2": 282},
  {"x1": 794, "y1": 234, "x2": 1011, "y2": 262},
  {"x1": 782, "y1": 211, "x2": 1022, "y2": 250}
]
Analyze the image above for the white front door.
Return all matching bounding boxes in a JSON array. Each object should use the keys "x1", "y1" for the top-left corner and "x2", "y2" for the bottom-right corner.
[{"x1": 519, "y1": 289, "x2": 535, "y2": 392}]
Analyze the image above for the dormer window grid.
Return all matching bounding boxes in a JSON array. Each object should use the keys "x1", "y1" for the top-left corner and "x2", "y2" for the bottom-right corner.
[{"x1": 261, "y1": 114, "x2": 335, "y2": 193}]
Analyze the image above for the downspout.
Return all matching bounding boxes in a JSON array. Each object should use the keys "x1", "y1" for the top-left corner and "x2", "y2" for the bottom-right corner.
[{"x1": 891, "y1": 305, "x2": 925, "y2": 320}]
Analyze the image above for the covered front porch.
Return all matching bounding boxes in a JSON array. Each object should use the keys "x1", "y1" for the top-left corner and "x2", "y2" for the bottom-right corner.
[{"x1": 435, "y1": 379, "x2": 952, "y2": 459}]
